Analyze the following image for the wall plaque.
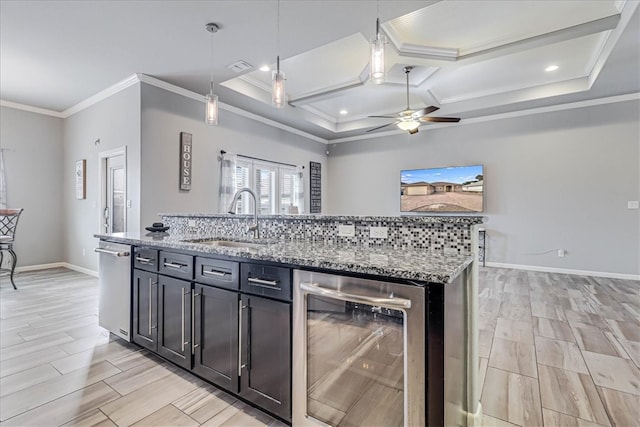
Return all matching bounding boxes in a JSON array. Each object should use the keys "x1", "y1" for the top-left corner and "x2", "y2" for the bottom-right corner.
[
  {"x1": 180, "y1": 132, "x2": 192, "y2": 191},
  {"x1": 310, "y1": 161, "x2": 321, "y2": 213},
  {"x1": 75, "y1": 159, "x2": 86, "y2": 199}
]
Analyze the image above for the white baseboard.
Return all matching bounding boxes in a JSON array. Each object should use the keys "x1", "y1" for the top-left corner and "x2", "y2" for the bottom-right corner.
[
  {"x1": 15, "y1": 262, "x2": 66, "y2": 272},
  {"x1": 467, "y1": 402, "x2": 482, "y2": 427},
  {"x1": 485, "y1": 262, "x2": 640, "y2": 281},
  {"x1": 14, "y1": 262, "x2": 98, "y2": 278},
  {"x1": 62, "y1": 263, "x2": 98, "y2": 277}
]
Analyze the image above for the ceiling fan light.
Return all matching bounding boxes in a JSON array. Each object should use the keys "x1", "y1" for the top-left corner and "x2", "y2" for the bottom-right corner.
[
  {"x1": 397, "y1": 120, "x2": 420, "y2": 132},
  {"x1": 205, "y1": 92, "x2": 218, "y2": 125}
]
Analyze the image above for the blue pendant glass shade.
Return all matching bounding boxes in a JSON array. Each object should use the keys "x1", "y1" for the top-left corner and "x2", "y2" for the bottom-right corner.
[
  {"x1": 272, "y1": 56, "x2": 286, "y2": 108},
  {"x1": 370, "y1": 18, "x2": 385, "y2": 84}
]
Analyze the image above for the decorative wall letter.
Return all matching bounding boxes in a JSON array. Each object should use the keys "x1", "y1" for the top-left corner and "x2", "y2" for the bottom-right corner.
[{"x1": 180, "y1": 132, "x2": 192, "y2": 191}]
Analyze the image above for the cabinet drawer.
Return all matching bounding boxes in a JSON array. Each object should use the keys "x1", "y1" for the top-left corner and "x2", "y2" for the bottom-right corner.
[
  {"x1": 241, "y1": 264, "x2": 291, "y2": 301},
  {"x1": 195, "y1": 257, "x2": 239, "y2": 290},
  {"x1": 133, "y1": 247, "x2": 159, "y2": 272},
  {"x1": 159, "y1": 251, "x2": 193, "y2": 280}
]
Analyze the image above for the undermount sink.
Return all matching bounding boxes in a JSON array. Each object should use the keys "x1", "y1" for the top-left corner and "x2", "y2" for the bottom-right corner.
[{"x1": 183, "y1": 238, "x2": 268, "y2": 249}]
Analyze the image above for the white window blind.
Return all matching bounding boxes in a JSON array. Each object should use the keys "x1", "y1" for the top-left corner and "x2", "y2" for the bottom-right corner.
[{"x1": 224, "y1": 156, "x2": 304, "y2": 215}]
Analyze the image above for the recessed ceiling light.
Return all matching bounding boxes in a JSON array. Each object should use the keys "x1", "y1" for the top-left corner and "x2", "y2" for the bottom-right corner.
[
  {"x1": 545, "y1": 65, "x2": 559, "y2": 72},
  {"x1": 339, "y1": 109, "x2": 348, "y2": 115},
  {"x1": 259, "y1": 65, "x2": 270, "y2": 72}
]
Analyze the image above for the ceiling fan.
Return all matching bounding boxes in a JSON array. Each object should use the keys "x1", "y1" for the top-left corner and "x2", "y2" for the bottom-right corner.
[{"x1": 367, "y1": 66, "x2": 460, "y2": 134}]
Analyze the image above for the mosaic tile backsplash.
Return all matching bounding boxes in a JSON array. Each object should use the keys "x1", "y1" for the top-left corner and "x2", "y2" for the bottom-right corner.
[{"x1": 160, "y1": 214, "x2": 483, "y2": 254}]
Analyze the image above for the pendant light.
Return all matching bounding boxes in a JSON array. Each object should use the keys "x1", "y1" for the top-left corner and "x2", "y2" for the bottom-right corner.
[
  {"x1": 205, "y1": 22, "x2": 219, "y2": 125},
  {"x1": 272, "y1": 0, "x2": 286, "y2": 108},
  {"x1": 370, "y1": 1, "x2": 386, "y2": 84}
]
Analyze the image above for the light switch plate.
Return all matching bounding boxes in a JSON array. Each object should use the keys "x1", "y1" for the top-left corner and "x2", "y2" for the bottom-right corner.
[
  {"x1": 337, "y1": 224, "x2": 355, "y2": 237},
  {"x1": 628, "y1": 201, "x2": 639, "y2": 209}
]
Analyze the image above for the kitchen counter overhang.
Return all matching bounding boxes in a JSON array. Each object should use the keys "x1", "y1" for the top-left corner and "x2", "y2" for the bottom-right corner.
[{"x1": 94, "y1": 231, "x2": 474, "y2": 284}]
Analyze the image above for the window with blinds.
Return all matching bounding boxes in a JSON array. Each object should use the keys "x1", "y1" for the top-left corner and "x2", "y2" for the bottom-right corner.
[{"x1": 230, "y1": 158, "x2": 303, "y2": 215}]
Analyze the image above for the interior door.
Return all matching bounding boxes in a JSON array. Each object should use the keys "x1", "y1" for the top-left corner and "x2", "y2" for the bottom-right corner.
[{"x1": 104, "y1": 154, "x2": 126, "y2": 233}]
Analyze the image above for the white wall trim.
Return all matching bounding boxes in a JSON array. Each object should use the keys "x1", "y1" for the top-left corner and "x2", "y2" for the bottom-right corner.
[
  {"x1": 63, "y1": 262, "x2": 99, "y2": 277},
  {"x1": 485, "y1": 262, "x2": 640, "y2": 281},
  {"x1": 138, "y1": 74, "x2": 328, "y2": 144},
  {"x1": 331, "y1": 93, "x2": 640, "y2": 143},
  {"x1": 62, "y1": 74, "x2": 140, "y2": 118},
  {"x1": 15, "y1": 262, "x2": 66, "y2": 272},
  {"x1": 0, "y1": 100, "x2": 64, "y2": 118},
  {"x1": 14, "y1": 262, "x2": 98, "y2": 277}
]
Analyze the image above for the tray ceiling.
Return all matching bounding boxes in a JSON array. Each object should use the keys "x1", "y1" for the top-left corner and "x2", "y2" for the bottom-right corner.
[{"x1": 1, "y1": 1, "x2": 638, "y2": 142}]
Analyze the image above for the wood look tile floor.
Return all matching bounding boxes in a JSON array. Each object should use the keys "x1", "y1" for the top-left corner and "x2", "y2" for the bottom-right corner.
[
  {"x1": 1, "y1": 267, "x2": 639, "y2": 426},
  {"x1": 479, "y1": 268, "x2": 640, "y2": 427}
]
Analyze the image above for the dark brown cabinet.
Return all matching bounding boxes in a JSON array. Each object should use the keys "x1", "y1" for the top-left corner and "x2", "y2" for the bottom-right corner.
[
  {"x1": 239, "y1": 294, "x2": 291, "y2": 421},
  {"x1": 132, "y1": 269, "x2": 157, "y2": 351},
  {"x1": 192, "y1": 283, "x2": 239, "y2": 391},
  {"x1": 157, "y1": 275, "x2": 192, "y2": 369},
  {"x1": 131, "y1": 248, "x2": 292, "y2": 422}
]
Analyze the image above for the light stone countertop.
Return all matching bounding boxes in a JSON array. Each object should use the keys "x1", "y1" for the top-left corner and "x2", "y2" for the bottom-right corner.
[{"x1": 95, "y1": 231, "x2": 474, "y2": 284}]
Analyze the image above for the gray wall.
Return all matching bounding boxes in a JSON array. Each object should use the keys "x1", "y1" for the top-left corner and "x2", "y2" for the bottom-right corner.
[
  {"x1": 140, "y1": 83, "x2": 328, "y2": 229},
  {"x1": 326, "y1": 100, "x2": 640, "y2": 276},
  {"x1": 63, "y1": 84, "x2": 141, "y2": 272},
  {"x1": 0, "y1": 106, "x2": 64, "y2": 267}
]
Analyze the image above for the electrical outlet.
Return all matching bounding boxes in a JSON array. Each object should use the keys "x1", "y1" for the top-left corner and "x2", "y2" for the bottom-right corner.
[
  {"x1": 126, "y1": 200, "x2": 132, "y2": 208},
  {"x1": 369, "y1": 226, "x2": 388, "y2": 239},
  {"x1": 188, "y1": 219, "x2": 197, "y2": 227},
  {"x1": 557, "y1": 249, "x2": 566, "y2": 257},
  {"x1": 337, "y1": 224, "x2": 355, "y2": 237},
  {"x1": 628, "y1": 201, "x2": 639, "y2": 209}
]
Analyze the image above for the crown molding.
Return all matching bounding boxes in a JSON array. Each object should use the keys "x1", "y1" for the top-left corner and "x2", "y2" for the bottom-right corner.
[
  {"x1": 138, "y1": 74, "x2": 328, "y2": 144},
  {"x1": 0, "y1": 100, "x2": 64, "y2": 118},
  {"x1": 63, "y1": 74, "x2": 140, "y2": 118},
  {"x1": 329, "y1": 92, "x2": 640, "y2": 143}
]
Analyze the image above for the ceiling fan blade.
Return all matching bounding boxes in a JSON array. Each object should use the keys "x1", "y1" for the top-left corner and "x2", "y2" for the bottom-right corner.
[
  {"x1": 411, "y1": 106, "x2": 440, "y2": 118},
  {"x1": 368, "y1": 115, "x2": 398, "y2": 119},
  {"x1": 419, "y1": 116, "x2": 461, "y2": 123},
  {"x1": 366, "y1": 122, "x2": 398, "y2": 132}
]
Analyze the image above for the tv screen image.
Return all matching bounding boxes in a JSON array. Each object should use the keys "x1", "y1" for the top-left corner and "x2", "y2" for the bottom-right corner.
[{"x1": 400, "y1": 165, "x2": 484, "y2": 213}]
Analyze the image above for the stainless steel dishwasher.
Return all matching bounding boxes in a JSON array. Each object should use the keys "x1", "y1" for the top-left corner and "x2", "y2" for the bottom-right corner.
[{"x1": 95, "y1": 241, "x2": 131, "y2": 341}]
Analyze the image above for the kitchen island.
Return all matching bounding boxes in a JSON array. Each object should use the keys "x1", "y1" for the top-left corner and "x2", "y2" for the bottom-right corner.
[{"x1": 95, "y1": 214, "x2": 482, "y2": 427}]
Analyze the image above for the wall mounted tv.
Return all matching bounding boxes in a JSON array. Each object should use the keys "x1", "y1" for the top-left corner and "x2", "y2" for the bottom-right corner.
[{"x1": 400, "y1": 165, "x2": 484, "y2": 213}]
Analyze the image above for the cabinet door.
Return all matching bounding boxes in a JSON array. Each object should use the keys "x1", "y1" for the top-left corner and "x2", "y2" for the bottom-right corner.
[
  {"x1": 157, "y1": 276, "x2": 192, "y2": 369},
  {"x1": 240, "y1": 295, "x2": 291, "y2": 421},
  {"x1": 192, "y1": 284, "x2": 239, "y2": 391},
  {"x1": 132, "y1": 269, "x2": 157, "y2": 351}
]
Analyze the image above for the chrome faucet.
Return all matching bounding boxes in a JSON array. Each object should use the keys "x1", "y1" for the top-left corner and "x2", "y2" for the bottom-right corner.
[{"x1": 227, "y1": 187, "x2": 260, "y2": 239}]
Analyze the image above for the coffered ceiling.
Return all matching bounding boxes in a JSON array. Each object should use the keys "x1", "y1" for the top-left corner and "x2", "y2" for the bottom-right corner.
[{"x1": 1, "y1": 1, "x2": 638, "y2": 142}]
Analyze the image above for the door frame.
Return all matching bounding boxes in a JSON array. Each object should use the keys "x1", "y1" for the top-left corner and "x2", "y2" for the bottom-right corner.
[{"x1": 98, "y1": 146, "x2": 127, "y2": 234}]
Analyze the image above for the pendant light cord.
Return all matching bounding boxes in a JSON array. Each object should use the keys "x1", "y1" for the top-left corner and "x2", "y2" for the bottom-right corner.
[
  {"x1": 210, "y1": 29, "x2": 214, "y2": 93},
  {"x1": 276, "y1": 0, "x2": 280, "y2": 73}
]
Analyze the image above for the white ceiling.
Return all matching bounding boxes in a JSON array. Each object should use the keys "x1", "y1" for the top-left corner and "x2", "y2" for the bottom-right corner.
[{"x1": 1, "y1": 1, "x2": 639, "y2": 142}]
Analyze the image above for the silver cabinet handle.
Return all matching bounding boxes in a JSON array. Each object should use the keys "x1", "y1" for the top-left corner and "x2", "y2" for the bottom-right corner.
[
  {"x1": 181, "y1": 288, "x2": 187, "y2": 352},
  {"x1": 164, "y1": 262, "x2": 186, "y2": 269},
  {"x1": 202, "y1": 269, "x2": 226, "y2": 277},
  {"x1": 300, "y1": 282, "x2": 412, "y2": 310},
  {"x1": 94, "y1": 247, "x2": 130, "y2": 257},
  {"x1": 192, "y1": 291, "x2": 200, "y2": 352},
  {"x1": 148, "y1": 278, "x2": 153, "y2": 335},
  {"x1": 238, "y1": 300, "x2": 245, "y2": 377},
  {"x1": 247, "y1": 277, "x2": 278, "y2": 287},
  {"x1": 136, "y1": 256, "x2": 154, "y2": 264}
]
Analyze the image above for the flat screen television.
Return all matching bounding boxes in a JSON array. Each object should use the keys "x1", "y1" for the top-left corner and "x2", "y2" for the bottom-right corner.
[{"x1": 400, "y1": 165, "x2": 484, "y2": 213}]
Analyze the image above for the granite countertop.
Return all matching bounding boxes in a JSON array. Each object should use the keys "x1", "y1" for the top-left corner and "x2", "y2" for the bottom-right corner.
[{"x1": 95, "y1": 231, "x2": 474, "y2": 284}]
